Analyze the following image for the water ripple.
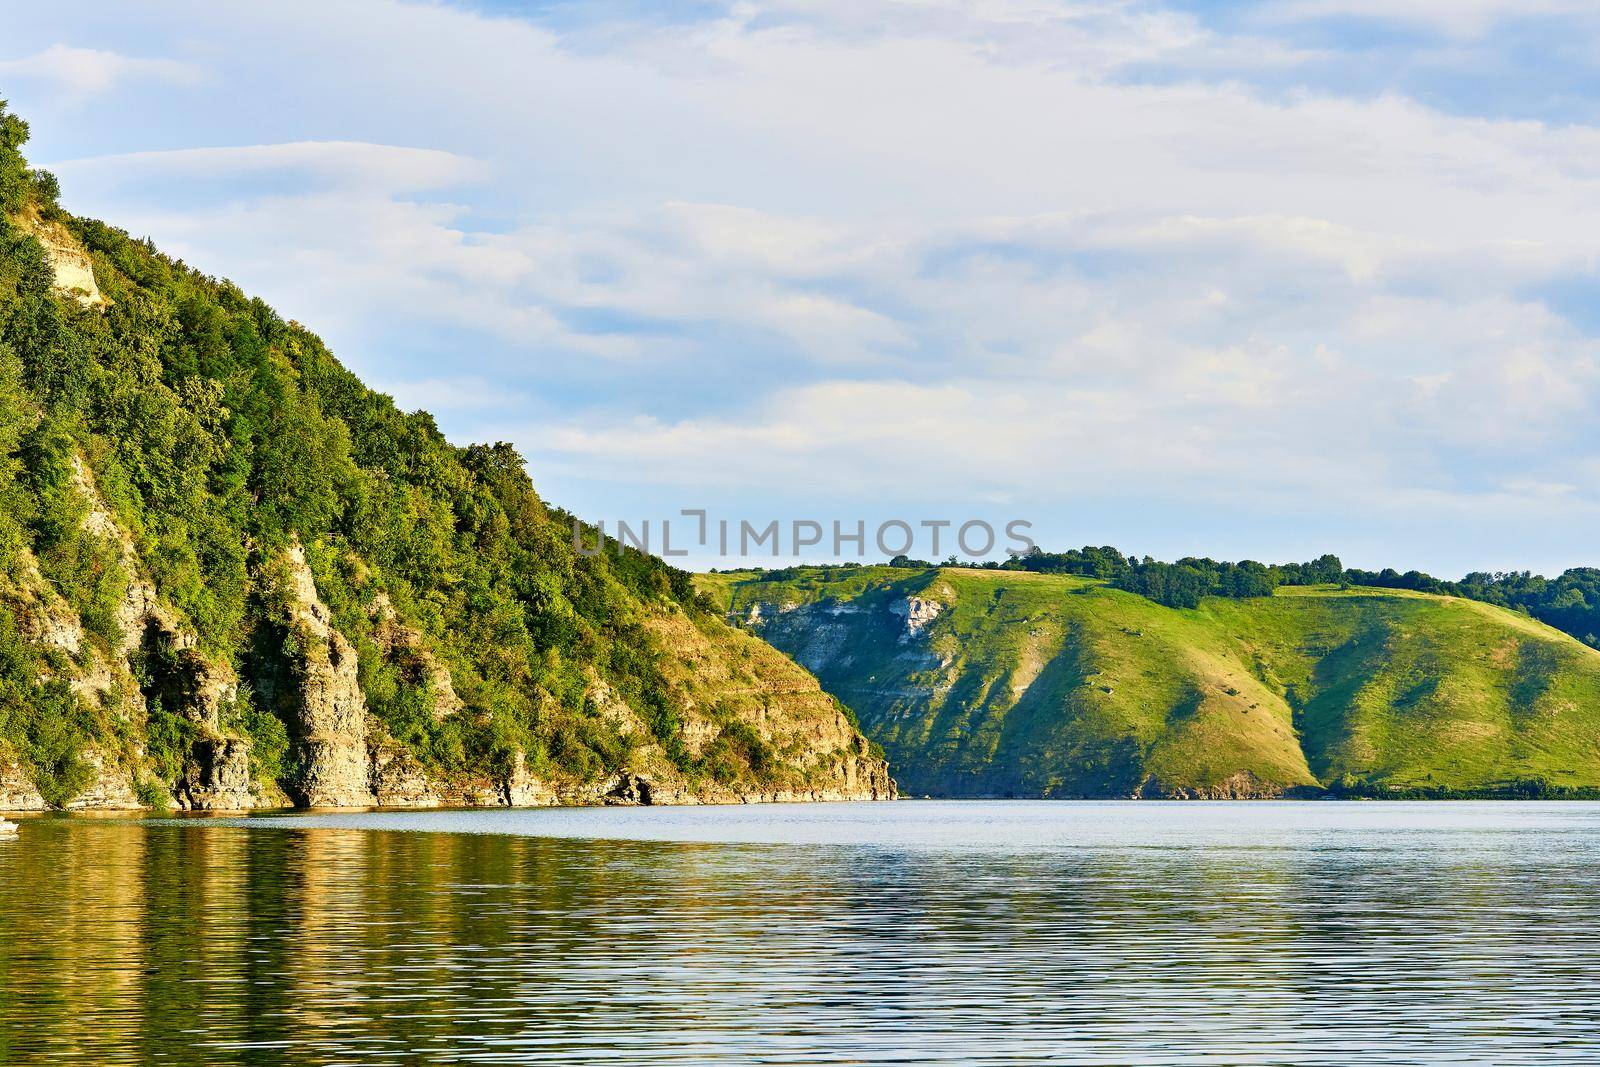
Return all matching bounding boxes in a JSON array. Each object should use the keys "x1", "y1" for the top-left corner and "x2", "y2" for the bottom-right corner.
[{"x1": 3, "y1": 801, "x2": 1600, "y2": 1063}]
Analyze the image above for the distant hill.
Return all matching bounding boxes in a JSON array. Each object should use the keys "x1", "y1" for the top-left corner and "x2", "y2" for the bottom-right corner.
[
  {"x1": 699, "y1": 566, "x2": 1600, "y2": 798},
  {"x1": 0, "y1": 103, "x2": 891, "y2": 811}
]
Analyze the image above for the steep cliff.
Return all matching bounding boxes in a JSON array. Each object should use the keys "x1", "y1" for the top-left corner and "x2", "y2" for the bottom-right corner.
[
  {"x1": 0, "y1": 104, "x2": 892, "y2": 811},
  {"x1": 702, "y1": 565, "x2": 1600, "y2": 798},
  {"x1": 271, "y1": 543, "x2": 376, "y2": 808}
]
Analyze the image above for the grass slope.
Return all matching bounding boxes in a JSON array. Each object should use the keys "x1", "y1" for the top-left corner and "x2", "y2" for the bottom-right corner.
[{"x1": 701, "y1": 567, "x2": 1600, "y2": 797}]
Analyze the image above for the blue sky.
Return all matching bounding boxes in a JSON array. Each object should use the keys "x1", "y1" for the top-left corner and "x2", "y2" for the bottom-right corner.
[{"x1": 5, "y1": 0, "x2": 1600, "y2": 573}]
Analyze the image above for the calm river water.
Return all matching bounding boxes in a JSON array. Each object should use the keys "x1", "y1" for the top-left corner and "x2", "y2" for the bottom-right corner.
[{"x1": 3, "y1": 800, "x2": 1599, "y2": 1064}]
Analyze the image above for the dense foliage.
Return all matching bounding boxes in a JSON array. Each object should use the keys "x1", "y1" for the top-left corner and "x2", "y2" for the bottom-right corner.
[
  {"x1": 743, "y1": 543, "x2": 1600, "y2": 648},
  {"x1": 1006, "y1": 548, "x2": 1600, "y2": 645},
  {"x1": 1342, "y1": 567, "x2": 1600, "y2": 647},
  {"x1": 1004, "y1": 547, "x2": 1342, "y2": 609},
  {"x1": 0, "y1": 101, "x2": 727, "y2": 798}
]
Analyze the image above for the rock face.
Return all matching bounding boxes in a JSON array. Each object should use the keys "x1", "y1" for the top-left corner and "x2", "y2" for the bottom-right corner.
[
  {"x1": 179, "y1": 739, "x2": 255, "y2": 811},
  {"x1": 71, "y1": 457, "x2": 258, "y2": 809},
  {"x1": 890, "y1": 596, "x2": 943, "y2": 640},
  {"x1": 1137, "y1": 771, "x2": 1291, "y2": 800},
  {"x1": 0, "y1": 757, "x2": 45, "y2": 812},
  {"x1": 65, "y1": 750, "x2": 142, "y2": 811},
  {"x1": 9, "y1": 544, "x2": 122, "y2": 703},
  {"x1": 20, "y1": 208, "x2": 104, "y2": 307},
  {"x1": 0, "y1": 478, "x2": 898, "y2": 813},
  {"x1": 370, "y1": 593, "x2": 463, "y2": 720},
  {"x1": 41, "y1": 241, "x2": 102, "y2": 307},
  {"x1": 637, "y1": 604, "x2": 896, "y2": 803},
  {"x1": 280, "y1": 544, "x2": 376, "y2": 808},
  {"x1": 369, "y1": 742, "x2": 441, "y2": 808},
  {"x1": 503, "y1": 750, "x2": 560, "y2": 807},
  {"x1": 73, "y1": 457, "x2": 241, "y2": 723},
  {"x1": 747, "y1": 600, "x2": 871, "y2": 678}
]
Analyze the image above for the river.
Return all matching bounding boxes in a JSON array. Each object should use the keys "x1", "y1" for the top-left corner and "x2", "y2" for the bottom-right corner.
[{"x1": 2, "y1": 800, "x2": 1597, "y2": 1064}]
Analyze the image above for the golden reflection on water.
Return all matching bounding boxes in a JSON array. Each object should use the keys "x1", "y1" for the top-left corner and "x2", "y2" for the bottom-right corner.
[{"x1": 2, "y1": 808, "x2": 1600, "y2": 1064}]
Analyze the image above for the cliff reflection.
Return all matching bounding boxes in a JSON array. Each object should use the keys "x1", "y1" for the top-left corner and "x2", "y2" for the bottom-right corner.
[{"x1": 3, "y1": 809, "x2": 1600, "y2": 1064}]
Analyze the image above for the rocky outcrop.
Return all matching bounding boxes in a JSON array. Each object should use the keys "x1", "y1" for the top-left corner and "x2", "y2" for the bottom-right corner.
[
  {"x1": 178, "y1": 739, "x2": 254, "y2": 811},
  {"x1": 19, "y1": 207, "x2": 104, "y2": 308},
  {"x1": 71, "y1": 457, "x2": 242, "y2": 729},
  {"x1": 12, "y1": 547, "x2": 81, "y2": 658},
  {"x1": 73, "y1": 460, "x2": 164, "y2": 650},
  {"x1": 7, "y1": 544, "x2": 124, "y2": 704},
  {"x1": 503, "y1": 750, "x2": 560, "y2": 807},
  {"x1": 747, "y1": 602, "x2": 865, "y2": 676},
  {"x1": 369, "y1": 738, "x2": 513, "y2": 808},
  {"x1": 641, "y1": 603, "x2": 896, "y2": 803},
  {"x1": 613, "y1": 746, "x2": 896, "y2": 805},
  {"x1": 369, "y1": 593, "x2": 463, "y2": 720},
  {"x1": 584, "y1": 678, "x2": 641, "y2": 737},
  {"x1": 0, "y1": 756, "x2": 45, "y2": 812},
  {"x1": 280, "y1": 544, "x2": 375, "y2": 808},
  {"x1": 744, "y1": 593, "x2": 942, "y2": 687},
  {"x1": 66, "y1": 457, "x2": 260, "y2": 810},
  {"x1": 65, "y1": 750, "x2": 141, "y2": 811},
  {"x1": 890, "y1": 596, "x2": 943, "y2": 639},
  {"x1": 606, "y1": 771, "x2": 655, "y2": 805},
  {"x1": 369, "y1": 741, "x2": 440, "y2": 808}
]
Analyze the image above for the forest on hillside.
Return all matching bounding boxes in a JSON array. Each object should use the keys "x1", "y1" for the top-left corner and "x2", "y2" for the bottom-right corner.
[
  {"x1": 753, "y1": 544, "x2": 1600, "y2": 646},
  {"x1": 0, "y1": 101, "x2": 771, "y2": 805}
]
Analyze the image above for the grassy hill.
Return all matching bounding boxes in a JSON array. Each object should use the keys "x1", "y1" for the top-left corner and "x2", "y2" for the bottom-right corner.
[{"x1": 699, "y1": 566, "x2": 1600, "y2": 798}]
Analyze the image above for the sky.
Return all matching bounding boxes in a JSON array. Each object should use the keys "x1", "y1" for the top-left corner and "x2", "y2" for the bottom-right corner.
[{"x1": 5, "y1": 0, "x2": 1600, "y2": 574}]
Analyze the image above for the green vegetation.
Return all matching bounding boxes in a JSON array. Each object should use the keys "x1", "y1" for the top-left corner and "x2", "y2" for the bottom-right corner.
[
  {"x1": 0, "y1": 102, "x2": 881, "y2": 806},
  {"x1": 998, "y1": 546, "x2": 1600, "y2": 644},
  {"x1": 748, "y1": 546, "x2": 1600, "y2": 646},
  {"x1": 705, "y1": 565, "x2": 1600, "y2": 798}
]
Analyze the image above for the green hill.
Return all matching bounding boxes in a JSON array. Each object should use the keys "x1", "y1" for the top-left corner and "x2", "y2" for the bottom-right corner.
[
  {"x1": 699, "y1": 566, "x2": 1600, "y2": 798},
  {"x1": 0, "y1": 104, "x2": 891, "y2": 811}
]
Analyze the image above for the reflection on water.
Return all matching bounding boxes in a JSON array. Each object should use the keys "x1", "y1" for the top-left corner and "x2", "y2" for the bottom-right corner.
[{"x1": 3, "y1": 801, "x2": 1600, "y2": 1064}]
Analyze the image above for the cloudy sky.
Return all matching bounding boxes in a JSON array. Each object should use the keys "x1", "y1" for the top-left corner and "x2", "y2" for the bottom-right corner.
[{"x1": 6, "y1": 0, "x2": 1600, "y2": 573}]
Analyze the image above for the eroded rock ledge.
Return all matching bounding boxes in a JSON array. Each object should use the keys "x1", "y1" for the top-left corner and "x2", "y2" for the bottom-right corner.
[{"x1": 0, "y1": 512, "x2": 895, "y2": 813}]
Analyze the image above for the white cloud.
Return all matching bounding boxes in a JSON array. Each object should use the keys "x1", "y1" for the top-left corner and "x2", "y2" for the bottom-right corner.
[
  {"x1": 497, "y1": 197, "x2": 1600, "y2": 518},
  {"x1": 52, "y1": 141, "x2": 486, "y2": 194},
  {"x1": 0, "y1": 44, "x2": 199, "y2": 98},
  {"x1": 1264, "y1": 0, "x2": 1599, "y2": 38},
  {"x1": 378, "y1": 376, "x2": 527, "y2": 413},
  {"x1": 16, "y1": 0, "x2": 1600, "y2": 568}
]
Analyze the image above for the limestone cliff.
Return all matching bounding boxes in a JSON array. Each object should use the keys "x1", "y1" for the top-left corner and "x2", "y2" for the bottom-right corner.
[
  {"x1": 0, "y1": 756, "x2": 44, "y2": 812},
  {"x1": 636, "y1": 605, "x2": 894, "y2": 803},
  {"x1": 369, "y1": 592, "x2": 463, "y2": 721},
  {"x1": 275, "y1": 544, "x2": 376, "y2": 808},
  {"x1": 0, "y1": 503, "x2": 896, "y2": 812},
  {"x1": 17, "y1": 206, "x2": 103, "y2": 308},
  {"x1": 0, "y1": 433, "x2": 895, "y2": 814},
  {"x1": 0, "y1": 455, "x2": 262, "y2": 810},
  {"x1": 0, "y1": 104, "x2": 894, "y2": 813}
]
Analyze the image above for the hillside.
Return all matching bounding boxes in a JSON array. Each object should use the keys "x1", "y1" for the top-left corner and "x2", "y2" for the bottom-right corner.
[
  {"x1": 700, "y1": 566, "x2": 1600, "y2": 798},
  {"x1": 0, "y1": 105, "x2": 891, "y2": 811}
]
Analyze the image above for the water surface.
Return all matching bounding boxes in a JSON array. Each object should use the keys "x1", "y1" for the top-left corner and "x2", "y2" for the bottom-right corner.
[{"x1": 3, "y1": 801, "x2": 1599, "y2": 1064}]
